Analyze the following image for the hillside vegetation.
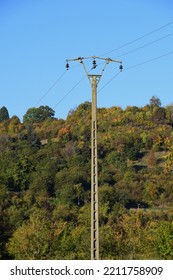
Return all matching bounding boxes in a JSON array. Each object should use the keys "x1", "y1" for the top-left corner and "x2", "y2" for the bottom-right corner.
[{"x1": 0, "y1": 97, "x2": 173, "y2": 260}]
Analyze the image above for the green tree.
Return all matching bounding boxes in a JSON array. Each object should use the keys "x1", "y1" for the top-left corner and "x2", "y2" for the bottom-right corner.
[
  {"x1": 124, "y1": 137, "x2": 141, "y2": 160},
  {"x1": 7, "y1": 208, "x2": 52, "y2": 259},
  {"x1": 0, "y1": 106, "x2": 9, "y2": 122},
  {"x1": 152, "y1": 107, "x2": 166, "y2": 124},
  {"x1": 147, "y1": 221, "x2": 173, "y2": 259},
  {"x1": 23, "y1": 106, "x2": 55, "y2": 124}
]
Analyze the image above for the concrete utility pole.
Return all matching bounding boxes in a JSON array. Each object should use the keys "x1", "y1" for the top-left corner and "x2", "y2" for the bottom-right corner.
[{"x1": 66, "y1": 56, "x2": 122, "y2": 260}]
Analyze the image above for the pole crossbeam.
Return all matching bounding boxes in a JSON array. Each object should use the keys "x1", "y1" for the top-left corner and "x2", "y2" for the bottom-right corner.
[
  {"x1": 66, "y1": 55, "x2": 122, "y2": 260},
  {"x1": 66, "y1": 56, "x2": 122, "y2": 64}
]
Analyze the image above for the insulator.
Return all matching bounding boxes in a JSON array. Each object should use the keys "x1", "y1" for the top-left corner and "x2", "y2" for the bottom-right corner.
[
  {"x1": 66, "y1": 62, "x2": 69, "y2": 70},
  {"x1": 92, "y1": 59, "x2": 97, "y2": 69},
  {"x1": 119, "y1": 64, "x2": 123, "y2": 72}
]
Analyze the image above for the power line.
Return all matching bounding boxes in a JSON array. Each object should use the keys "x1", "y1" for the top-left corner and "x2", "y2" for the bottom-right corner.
[
  {"x1": 125, "y1": 50, "x2": 173, "y2": 71},
  {"x1": 95, "y1": 50, "x2": 173, "y2": 96},
  {"x1": 52, "y1": 49, "x2": 173, "y2": 112},
  {"x1": 101, "y1": 20, "x2": 173, "y2": 56},
  {"x1": 98, "y1": 71, "x2": 121, "y2": 94},
  {"x1": 115, "y1": 32, "x2": 173, "y2": 58},
  {"x1": 53, "y1": 74, "x2": 86, "y2": 109},
  {"x1": 34, "y1": 70, "x2": 67, "y2": 107},
  {"x1": 36, "y1": 20, "x2": 173, "y2": 113},
  {"x1": 53, "y1": 50, "x2": 173, "y2": 111},
  {"x1": 53, "y1": 65, "x2": 102, "y2": 109},
  {"x1": 35, "y1": 20, "x2": 173, "y2": 110}
]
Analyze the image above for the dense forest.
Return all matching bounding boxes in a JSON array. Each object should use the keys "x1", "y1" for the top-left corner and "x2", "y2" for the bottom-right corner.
[{"x1": 0, "y1": 96, "x2": 173, "y2": 260}]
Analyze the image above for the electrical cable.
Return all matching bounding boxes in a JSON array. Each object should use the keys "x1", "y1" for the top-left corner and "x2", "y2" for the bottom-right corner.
[
  {"x1": 98, "y1": 71, "x2": 121, "y2": 94},
  {"x1": 124, "y1": 50, "x2": 173, "y2": 71},
  {"x1": 53, "y1": 65, "x2": 97, "y2": 109},
  {"x1": 94, "y1": 50, "x2": 173, "y2": 97},
  {"x1": 53, "y1": 49, "x2": 173, "y2": 112},
  {"x1": 101, "y1": 20, "x2": 173, "y2": 56},
  {"x1": 115, "y1": 32, "x2": 173, "y2": 58},
  {"x1": 53, "y1": 74, "x2": 86, "y2": 109},
  {"x1": 34, "y1": 70, "x2": 67, "y2": 107},
  {"x1": 52, "y1": 49, "x2": 173, "y2": 114}
]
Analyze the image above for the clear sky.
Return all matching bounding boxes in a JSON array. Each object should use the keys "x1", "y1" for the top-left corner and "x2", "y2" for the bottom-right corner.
[{"x1": 0, "y1": 0, "x2": 173, "y2": 121}]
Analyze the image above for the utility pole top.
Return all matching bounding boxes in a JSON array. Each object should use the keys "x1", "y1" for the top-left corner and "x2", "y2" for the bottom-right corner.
[
  {"x1": 66, "y1": 55, "x2": 123, "y2": 84},
  {"x1": 66, "y1": 55, "x2": 122, "y2": 64}
]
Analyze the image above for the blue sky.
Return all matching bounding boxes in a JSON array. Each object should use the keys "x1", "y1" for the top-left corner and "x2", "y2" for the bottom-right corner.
[{"x1": 0, "y1": 0, "x2": 173, "y2": 121}]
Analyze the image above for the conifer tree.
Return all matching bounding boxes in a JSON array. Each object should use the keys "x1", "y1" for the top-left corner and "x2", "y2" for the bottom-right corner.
[{"x1": 0, "y1": 106, "x2": 9, "y2": 122}]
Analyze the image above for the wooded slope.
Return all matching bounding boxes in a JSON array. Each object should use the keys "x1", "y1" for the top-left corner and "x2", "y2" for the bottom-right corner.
[{"x1": 0, "y1": 98, "x2": 173, "y2": 259}]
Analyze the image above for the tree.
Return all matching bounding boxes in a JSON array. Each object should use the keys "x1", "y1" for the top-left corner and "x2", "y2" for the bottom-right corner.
[
  {"x1": 163, "y1": 146, "x2": 173, "y2": 173},
  {"x1": 149, "y1": 221, "x2": 173, "y2": 259},
  {"x1": 166, "y1": 104, "x2": 173, "y2": 127},
  {"x1": 8, "y1": 116, "x2": 21, "y2": 135},
  {"x1": 7, "y1": 208, "x2": 52, "y2": 259},
  {"x1": 149, "y1": 96, "x2": 161, "y2": 107},
  {"x1": 151, "y1": 107, "x2": 166, "y2": 124},
  {"x1": 23, "y1": 106, "x2": 55, "y2": 124},
  {"x1": 0, "y1": 106, "x2": 9, "y2": 122}
]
